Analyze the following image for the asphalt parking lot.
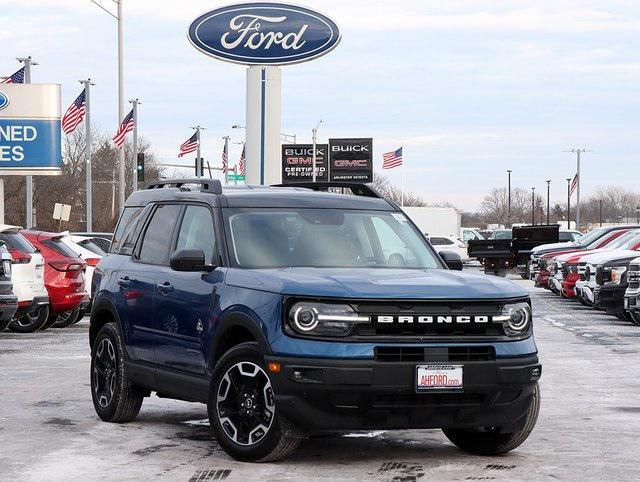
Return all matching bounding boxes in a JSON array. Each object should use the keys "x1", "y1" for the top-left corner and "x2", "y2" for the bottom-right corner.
[{"x1": 2, "y1": 276, "x2": 640, "y2": 481}]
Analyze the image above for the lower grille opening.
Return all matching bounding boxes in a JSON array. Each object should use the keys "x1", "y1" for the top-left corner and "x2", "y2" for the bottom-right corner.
[{"x1": 375, "y1": 346, "x2": 496, "y2": 363}]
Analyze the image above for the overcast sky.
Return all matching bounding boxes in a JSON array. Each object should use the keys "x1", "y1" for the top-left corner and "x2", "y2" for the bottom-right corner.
[{"x1": 2, "y1": 0, "x2": 638, "y2": 210}]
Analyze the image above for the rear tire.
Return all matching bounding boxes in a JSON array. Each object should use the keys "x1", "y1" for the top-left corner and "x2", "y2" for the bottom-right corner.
[
  {"x1": 628, "y1": 311, "x2": 640, "y2": 326},
  {"x1": 91, "y1": 322, "x2": 144, "y2": 423},
  {"x1": 443, "y1": 383, "x2": 540, "y2": 455},
  {"x1": 9, "y1": 305, "x2": 50, "y2": 333},
  {"x1": 208, "y1": 342, "x2": 302, "y2": 462},
  {"x1": 0, "y1": 318, "x2": 11, "y2": 332},
  {"x1": 52, "y1": 307, "x2": 82, "y2": 328}
]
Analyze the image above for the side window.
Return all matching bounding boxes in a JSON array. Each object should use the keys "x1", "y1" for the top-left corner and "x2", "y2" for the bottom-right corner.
[
  {"x1": 175, "y1": 205, "x2": 216, "y2": 264},
  {"x1": 138, "y1": 204, "x2": 182, "y2": 265},
  {"x1": 111, "y1": 206, "x2": 144, "y2": 254},
  {"x1": 430, "y1": 237, "x2": 453, "y2": 246}
]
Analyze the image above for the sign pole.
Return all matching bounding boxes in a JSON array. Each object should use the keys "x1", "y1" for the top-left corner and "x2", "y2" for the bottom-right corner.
[
  {"x1": 80, "y1": 79, "x2": 94, "y2": 231},
  {"x1": 17, "y1": 56, "x2": 38, "y2": 228},
  {"x1": 129, "y1": 98, "x2": 140, "y2": 193},
  {"x1": 191, "y1": 125, "x2": 205, "y2": 178}
]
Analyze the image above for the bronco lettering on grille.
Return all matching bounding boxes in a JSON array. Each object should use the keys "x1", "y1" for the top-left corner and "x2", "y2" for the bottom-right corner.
[{"x1": 376, "y1": 315, "x2": 490, "y2": 324}]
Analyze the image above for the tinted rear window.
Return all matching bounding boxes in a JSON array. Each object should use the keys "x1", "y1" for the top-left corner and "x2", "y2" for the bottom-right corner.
[
  {"x1": 78, "y1": 239, "x2": 106, "y2": 256},
  {"x1": 0, "y1": 232, "x2": 37, "y2": 253},
  {"x1": 42, "y1": 239, "x2": 80, "y2": 258}
]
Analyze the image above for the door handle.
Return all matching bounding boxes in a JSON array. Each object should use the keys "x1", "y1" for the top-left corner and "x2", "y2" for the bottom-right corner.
[
  {"x1": 156, "y1": 281, "x2": 174, "y2": 293},
  {"x1": 117, "y1": 276, "x2": 130, "y2": 288}
]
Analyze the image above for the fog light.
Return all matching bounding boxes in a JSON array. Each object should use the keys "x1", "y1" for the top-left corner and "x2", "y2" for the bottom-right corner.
[{"x1": 530, "y1": 366, "x2": 542, "y2": 381}]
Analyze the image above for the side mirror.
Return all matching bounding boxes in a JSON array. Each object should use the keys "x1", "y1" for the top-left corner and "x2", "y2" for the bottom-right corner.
[
  {"x1": 169, "y1": 248, "x2": 213, "y2": 272},
  {"x1": 439, "y1": 251, "x2": 463, "y2": 271}
]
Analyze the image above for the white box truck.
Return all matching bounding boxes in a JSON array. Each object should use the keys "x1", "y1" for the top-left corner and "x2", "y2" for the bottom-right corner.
[{"x1": 402, "y1": 207, "x2": 461, "y2": 238}]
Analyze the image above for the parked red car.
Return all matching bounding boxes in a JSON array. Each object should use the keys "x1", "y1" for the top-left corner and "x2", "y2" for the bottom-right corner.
[{"x1": 21, "y1": 230, "x2": 89, "y2": 329}]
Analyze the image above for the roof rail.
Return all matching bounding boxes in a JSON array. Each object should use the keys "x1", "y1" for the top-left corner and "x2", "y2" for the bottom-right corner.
[
  {"x1": 145, "y1": 178, "x2": 222, "y2": 194},
  {"x1": 271, "y1": 182, "x2": 383, "y2": 198}
]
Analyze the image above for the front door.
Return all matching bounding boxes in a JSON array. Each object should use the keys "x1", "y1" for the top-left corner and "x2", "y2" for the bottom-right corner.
[{"x1": 153, "y1": 204, "x2": 220, "y2": 376}]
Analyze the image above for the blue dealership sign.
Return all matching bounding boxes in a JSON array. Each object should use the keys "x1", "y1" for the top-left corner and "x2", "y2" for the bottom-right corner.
[
  {"x1": 0, "y1": 84, "x2": 62, "y2": 175},
  {"x1": 0, "y1": 119, "x2": 62, "y2": 172},
  {"x1": 188, "y1": 2, "x2": 341, "y2": 65}
]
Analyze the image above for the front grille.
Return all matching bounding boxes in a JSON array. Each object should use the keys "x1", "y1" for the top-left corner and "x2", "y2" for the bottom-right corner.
[
  {"x1": 628, "y1": 264, "x2": 640, "y2": 290},
  {"x1": 578, "y1": 262, "x2": 587, "y2": 280},
  {"x1": 351, "y1": 301, "x2": 506, "y2": 338},
  {"x1": 375, "y1": 346, "x2": 496, "y2": 362}
]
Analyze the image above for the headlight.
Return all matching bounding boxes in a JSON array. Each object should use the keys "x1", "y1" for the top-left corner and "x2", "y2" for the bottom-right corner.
[
  {"x1": 607, "y1": 266, "x2": 627, "y2": 285},
  {"x1": 287, "y1": 301, "x2": 370, "y2": 337},
  {"x1": 494, "y1": 302, "x2": 532, "y2": 336}
]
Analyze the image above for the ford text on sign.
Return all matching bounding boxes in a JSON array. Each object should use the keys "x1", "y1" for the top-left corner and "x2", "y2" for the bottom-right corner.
[{"x1": 188, "y1": 3, "x2": 341, "y2": 65}]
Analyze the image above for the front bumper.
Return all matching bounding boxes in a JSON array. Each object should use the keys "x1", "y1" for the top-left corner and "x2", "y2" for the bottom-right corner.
[
  {"x1": 264, "y1": 354, "x2": 541, "y2": 433},
  {"x1": 624, "y1": 289, "x2": 640, "y2": 312},
  {"x1": 594, "y1": 284, "x2": 627, "y2": 315},
  {"x1": 0, "y1": 294, "x2": 19, "y2": 321}
]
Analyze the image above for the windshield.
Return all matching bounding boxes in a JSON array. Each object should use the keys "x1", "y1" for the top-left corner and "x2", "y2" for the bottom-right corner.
[
  {"x1": 576, "y1": 227, "x2": 609, "y2": 247},
  {"x1": 224, "y1": 208, "x2": 442, "y2": 269},
  {"x1": 491, "y1": 230, "x2": 512, "y2": 240}
]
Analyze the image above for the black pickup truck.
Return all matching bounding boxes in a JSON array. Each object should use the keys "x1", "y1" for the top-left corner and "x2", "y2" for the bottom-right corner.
[{"x1": 468, "y1": 226, "x2": 560, "y2": 277}]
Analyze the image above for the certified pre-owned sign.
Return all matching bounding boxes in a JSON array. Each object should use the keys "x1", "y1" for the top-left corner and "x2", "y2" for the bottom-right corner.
[
  {"x1": 281, "y1": 144, "x2": 328, "y2": 184},
  {"x1": 329, "y1": 138, "x2": 373, "y2": 182},
  {"x1": 188, "y1": 3, "x2": 341, "y2": 65}
]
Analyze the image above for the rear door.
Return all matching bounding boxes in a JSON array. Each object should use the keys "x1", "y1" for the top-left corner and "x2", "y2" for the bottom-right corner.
[
  {"x1": 153, "y1": 203, "x2": 221, "y2": 376},
  {"x1": 119, "y1": 203, "x2": 182, "y2": 363}
]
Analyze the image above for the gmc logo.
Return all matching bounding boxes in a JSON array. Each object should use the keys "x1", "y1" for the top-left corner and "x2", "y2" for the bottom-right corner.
[{"x1": 376, "y1": 315, "x2": 491, "y2": 324}]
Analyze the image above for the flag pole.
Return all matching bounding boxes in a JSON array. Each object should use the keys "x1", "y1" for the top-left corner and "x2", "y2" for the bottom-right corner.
[
  {"x1": 223, "y1": 136, "x2": 230, "y2": 185},
  {"x1": 401, "y1": 154, "x2": 405, "y2": 207},
  {"x1": 80, "y1": 79, "x2": 95, "y2": 231},
  {"x1": 129, "y1": 98, "x2": 140, "y2": 193}
]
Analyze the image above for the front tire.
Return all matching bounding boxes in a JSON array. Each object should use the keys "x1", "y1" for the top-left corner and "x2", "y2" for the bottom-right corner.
[
  {"x1": 208, "y1": 342, "x2": 302, "y2": 462},
  {"x1": 9, "y1": 305, "x2": 50, "y2": 333},
  {"x1": 91, "y1": 322, "x2": 144, "y2": 423},
  {"x1": 52, "y1": 307, "x2": 82, "y2": 328},
  {"x1": 443, "y1": 383, "x2": 540, "y2": 455},
  {"x1": 628, "y1": 311, "x2": 640, "y2": 326}
]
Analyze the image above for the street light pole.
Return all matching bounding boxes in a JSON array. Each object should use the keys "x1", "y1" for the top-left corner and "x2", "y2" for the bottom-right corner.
[
  {"x1": 80, "y1": 79, "x2": 95, "y2": 231},
  {"x1": 507, "y1": 170, "x2": 512, "y2": 225},
  {"x1": 17, "y1": 56, "x2": 38, "y2": 228},
  {"x1": 565, "y1": 148, "x2": 590, "y2": 228},
  {"x1": 566, "y1": 178, "x2": 571, "y2": 228},
  {"x1": 311, "y1": 120, "x2": 323, "y2": 183},
  {"x1": 546, "y1": 180, "x2": 551, "y2": 225},
  {"x1": 222, "y1": 136, "x2": 230, "y2": 185},
  {"x1": 191, "y1": 126, "x2": 206, "y2": 178},
  {"x1": 531, "y1": 187, "x2": 536, "y2": 226},
  {"x1": 129, "y1": 98, "x2": 140, "y2": 193},
  {"x1": 90, "y1": 0, "x2": 124, "y2": 212}
]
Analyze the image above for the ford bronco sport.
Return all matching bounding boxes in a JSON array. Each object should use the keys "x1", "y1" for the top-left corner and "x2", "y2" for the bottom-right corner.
[{"x1": 89, "y1": 180, "x2": 541, "y2": 462}]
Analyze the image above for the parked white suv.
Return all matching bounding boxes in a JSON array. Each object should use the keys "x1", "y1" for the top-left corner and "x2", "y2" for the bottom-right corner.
[
  {"x1": 60, "y1": 234, "x2": 104, "y2": 293},
  {"x1": 0, "y1": 225, "x2": 50, "y2": 332},
  {"x1": 429, "y1": 235, "x2": 470, "y2": 262}
]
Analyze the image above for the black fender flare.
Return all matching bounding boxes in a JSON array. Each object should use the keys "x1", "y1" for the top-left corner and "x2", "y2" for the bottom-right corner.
[
  {"x1": 207, "y1": 309, "x2": 272, "y2": 372},
  {"x1": 89, "y1": 296, "x2": 124, "y2": 349}
]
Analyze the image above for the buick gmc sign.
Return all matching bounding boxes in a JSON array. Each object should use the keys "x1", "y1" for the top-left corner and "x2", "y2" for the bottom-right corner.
[
  {"x1": 188, "y1": 3, "x2": 341, "y2": 65},
  {"x1": 329, "y1": 138, "x2": 373, "y2": 182}
]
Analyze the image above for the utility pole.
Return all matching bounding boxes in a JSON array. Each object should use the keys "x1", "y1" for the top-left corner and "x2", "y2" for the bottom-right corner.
[
  {"x1": 507, "y1": 170, "x2": 512, "y2": 225},
  {"x1": 129, "y1": 98, "x2": 140, "y2": 193},
  {"x1": 600, "y1": 199, "x2": 603, "y2": 226},
  {"x1": 191, "y1": 126, "x2": 205, "y2": 178},
  {"x1": 17, "y1": 56, "x2": 38, "y2": 228},
  {"x1": 80, "y1": 79, "x2": 95, "y2": 231},
  {"x1": 546, "y1": 180, "x2": 551, "y2": 225},
  {"x1": 222, "y1": 136, "x2": 230, "y2": 185},
  {"x1": 566, "y1": 178, "x2": 571, "y2": 228},
  {"x1": 311, "y1": 120, "x2": 323, "y2": 182},
  {"x1": 531, "y1": 187, "x2": 536, "y2": 226},
  {"x1": 90, "y1": 0, "x2": 124, "y2": 212},
  {"x1": 565, "y1": 148, "x2": 590, "y2": 228}
]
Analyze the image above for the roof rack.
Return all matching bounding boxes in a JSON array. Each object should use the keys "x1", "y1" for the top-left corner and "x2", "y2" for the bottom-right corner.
[
  {"x1": 271, "y1": 182, "x2": 383, "y2": 198},
  {"x1": 145, "y1": 178, "x2": 222, "y2": 194}
]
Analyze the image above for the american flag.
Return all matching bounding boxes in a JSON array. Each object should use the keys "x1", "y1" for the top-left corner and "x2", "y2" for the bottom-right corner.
[
  {"x1": 238, "y1": 145, "x2": 245, "y2": 176},
  {"x1": 570, "y1": 173, "x2": 578, "y2": 195},
  {"x1": 178, "y1": 133, "x2": 198, "y2": 158},
  {"x1": 1, "y1": 67, "x2": 25, "y2": 84},
  {"x1": 112, "y1": 109, "x2": 135, "y2": 148},
  {"x1": 382, "y1": 147, "x2": 403, "y2": 169},
  {"x1": 61, "y1": 90, "x2": 86, "y2": 135},
  {"x1": 222, "y1": 145, "x2": 228, "y2": 173}
]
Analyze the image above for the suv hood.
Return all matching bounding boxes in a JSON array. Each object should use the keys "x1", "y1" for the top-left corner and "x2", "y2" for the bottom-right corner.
[
  {"x1": 225, "y1": 268, "x2": 527, "y2": 300},
  {"x1": 580, "y1": 249, "x2": 640, "y2": 265}
]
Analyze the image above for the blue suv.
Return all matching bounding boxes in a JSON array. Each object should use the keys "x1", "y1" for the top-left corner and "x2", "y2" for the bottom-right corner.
[{"x1": 90, "y1": 179, "x2": 541, "y2": 462}]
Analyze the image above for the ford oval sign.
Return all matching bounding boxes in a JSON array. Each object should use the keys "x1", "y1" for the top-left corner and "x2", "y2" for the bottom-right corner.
[
  {"x1": 188, "y1": 3, "x2": 341, "y2": 66},
  {"x1": 0, "y1": 92, "x2": 8, "y2": 111}
]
